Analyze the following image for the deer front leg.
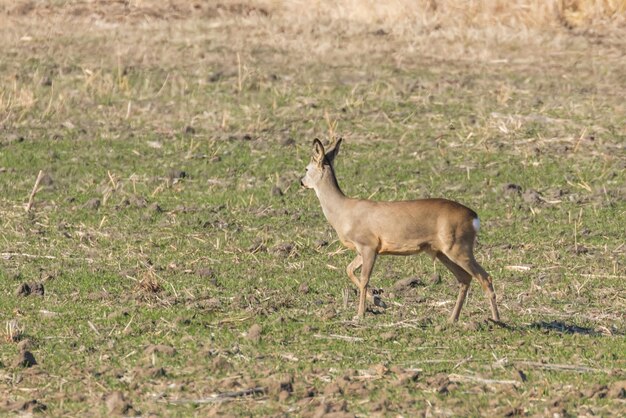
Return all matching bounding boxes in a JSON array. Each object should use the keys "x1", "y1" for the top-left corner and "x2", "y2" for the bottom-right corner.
[
  {"x1": 346, "y1": 254, "x2": 363, "y2": 289},
  {"x1": 356, "y1": 247, "x2": 377, "y2": 319},
  {"x1": 347, "y1": 253, "x2": 386, "y2": 309}
]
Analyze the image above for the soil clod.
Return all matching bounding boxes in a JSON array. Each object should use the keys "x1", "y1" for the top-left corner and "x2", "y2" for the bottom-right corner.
[
  {"x1": 167, "y1": 169, "x2": 187, "y2": 182},
  {"x1": 271, "y1": 185, "x2": 283, "y2": 197},
  {"x1": 83, "y1": 198, "x2": 101, "y2": 210},
  {"x1": 144, "y1": 344, "x2": 176, "y2": 357},
  {"x1": 393, "y1": 276, "x2": 423, "y2": 293},
  {"x1": 15, "y1": 282, "x2": 44, "y2": 297},
  {"x1": 502, "y1": 183, "x2": 522, "y2": 196},
  {"x1": 246, "y1": 324, "x2": 262, "y2": 343},
  {"x1": 105, "y1": 391, "x2": 132, "y2": 415},
  {"x1": 522, "y1": 189, "x2": 544, "y2": 204},
  {"x1": 13, "y1": 350, "x2": 37, "y2": 368},
  {"x1": 298, "y1": 282, "x2": 310, "y2": 294},
  {"x1": 11, "y1": 399, "x2": 47, "y2": 413}
]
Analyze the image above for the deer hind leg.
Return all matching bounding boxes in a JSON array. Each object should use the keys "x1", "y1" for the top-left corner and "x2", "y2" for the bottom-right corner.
[
  {"x1": 468, "y1": 259, "x2": 500, "y2": 322},
  {"x1": 436, "y1": 252, "x2": 472, "y2": 323},
  {"x1": 444, "y1": 250, "x2": 500, "y2": 322}
]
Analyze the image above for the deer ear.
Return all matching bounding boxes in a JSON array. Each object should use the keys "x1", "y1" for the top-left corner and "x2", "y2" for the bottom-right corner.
[
  {"x1": 325, "y1": 137, "x2": 342, "y2": 164},
  {"x1": 312, "y1": 138, "x2": 325, "y2": 165}
]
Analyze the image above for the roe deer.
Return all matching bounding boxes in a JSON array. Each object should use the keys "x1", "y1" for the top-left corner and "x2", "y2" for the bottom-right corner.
[{"x1": 301, "y1": 138, "x2": 500, "y2": 322}]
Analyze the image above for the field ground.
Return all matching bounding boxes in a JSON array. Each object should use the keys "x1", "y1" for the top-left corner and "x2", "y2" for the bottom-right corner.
[{"x1": 0, "y1": 1, "x2": 625, "y2": 416}]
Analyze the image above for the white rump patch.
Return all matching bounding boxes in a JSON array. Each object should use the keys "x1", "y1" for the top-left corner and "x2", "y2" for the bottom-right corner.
[{"x1": 472, "y1": 217, "x2": 480, "y2": 232}]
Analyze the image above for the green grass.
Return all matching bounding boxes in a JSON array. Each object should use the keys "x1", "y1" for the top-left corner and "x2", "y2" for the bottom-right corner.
[{"x1": 0, "y1": 6, "x2": 625, "y2": 417}]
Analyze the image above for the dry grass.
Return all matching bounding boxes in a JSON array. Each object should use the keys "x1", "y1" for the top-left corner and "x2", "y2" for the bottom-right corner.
[{"x1": 271, "y1": 0, "x2": 626, "y2": 30}]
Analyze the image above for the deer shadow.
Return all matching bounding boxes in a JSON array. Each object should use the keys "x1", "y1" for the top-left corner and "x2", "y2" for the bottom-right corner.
[
  {"x1": 528, "y1": 320, "x2": 602, "y2": 336},
  {"x1": 482, "y1": 319, "x2": 619, "y2": 337}
]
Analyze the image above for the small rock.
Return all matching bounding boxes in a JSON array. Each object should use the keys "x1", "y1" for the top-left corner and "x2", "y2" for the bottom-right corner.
[
  {"x1": 393, "y1": 276, "x2": 423, "y2": 293},
  {"x1": 83, "y1": 198, "x2": 101, "y2": 210},
  {"x1": 13, "y1": 351, "x2": 37, "y2": 368},
  {"x1": 246, "y1": 324, "x2": 262, "y2": 343},
  {"x1": 105, "y1": 391, "x2": 132, "y2": 415}
]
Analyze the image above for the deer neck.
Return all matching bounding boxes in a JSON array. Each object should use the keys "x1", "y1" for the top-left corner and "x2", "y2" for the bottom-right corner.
[{"x1": 314, "y1": 166, "x2": 347, "y2": 228}]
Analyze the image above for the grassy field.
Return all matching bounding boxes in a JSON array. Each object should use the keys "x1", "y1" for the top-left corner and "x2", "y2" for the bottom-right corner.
[{"x1": 0, "y1": 1, "x2": 625, "y2": 416}]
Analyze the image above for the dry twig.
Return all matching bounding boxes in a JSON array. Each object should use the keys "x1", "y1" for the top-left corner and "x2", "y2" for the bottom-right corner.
[
  {"x1": 25, "y1": 170, "x2": 44, "y2": 212},
  {"x1": 516, "y1": 361, "x2": 613, "y2": 374},
  {"x1": 167, "y1": 387, "x2": 265, "y2": 404}
]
